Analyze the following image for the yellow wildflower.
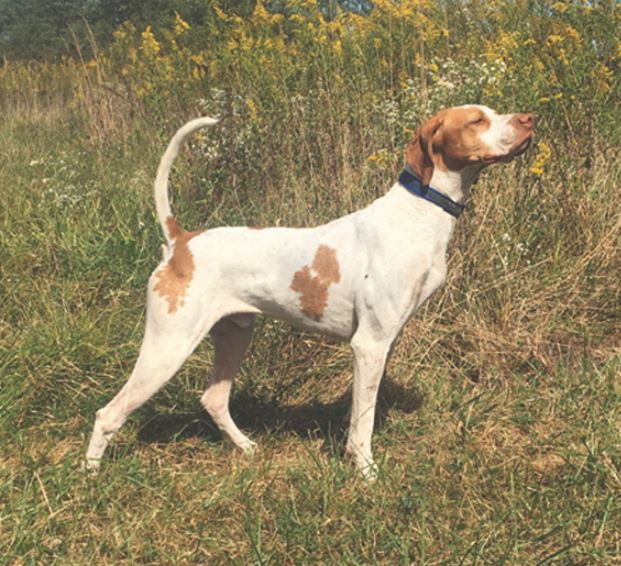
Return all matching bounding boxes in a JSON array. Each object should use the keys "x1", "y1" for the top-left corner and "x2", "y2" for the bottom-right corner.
[
  {"x1": 557, "y1": 48, "x2": 569, "y2": 65},
  {"x1": 595, "y1": 63, "x2": 613, "y2": 92},
  {"x1": 175, "y1": 12, "x2": 191, "y2": 36},
  {"x1": 373, "y1": 0, "x2": 406, "y2": 19},
  {"x1": 397, "y1": 71, "x2": 409, "y2": 90},
  {"x1": 551, "y1": 2, "x2": 568, "y2": 13},
  {"x1": 497, "y1": 31, "x2": 519, "y2": 52},
  {"x1": 367, "y1": 149, "x2": 390, "y2": 166},
  {"x1": 246, "y1": 98, "x2": 258, "y2": 121},
  {"x1": 565, "y1": 25, "x2": 581, "y2": 43},
  {"x1": 252, "y1": 0, "x2": 283, "y2": 25},
  {"x1": 529, "y1": 142, "x2": 551, "y2": 176},
  {"x1": 253, "y1": 0, "x2": 269, "y2": 21},
  {"x1": 192, "y1": 66, "x2": 205, "y2": 80},
  {"x1": 141, "y1": 26, "x2": 160, "y2": 56},
  {"x1": 213, "y1": 4, "x2": 232, "y2": 22},
  {"x1": 190, "y1": 53, "x2": 206, "y2": 66}
]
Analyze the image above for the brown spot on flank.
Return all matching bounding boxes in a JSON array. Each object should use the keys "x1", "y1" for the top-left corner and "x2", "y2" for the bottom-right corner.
[
  {"x1": 290, "y1": 245, "x2": 341, "y2": 321},
  {"x1": 154, "y1": 216, "x2": 203, "y2": 314}
]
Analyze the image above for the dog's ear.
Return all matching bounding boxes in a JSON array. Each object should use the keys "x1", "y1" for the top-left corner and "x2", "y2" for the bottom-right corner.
[{"x1": 405, "y1": 113, "x2": 444, "y2": 187}]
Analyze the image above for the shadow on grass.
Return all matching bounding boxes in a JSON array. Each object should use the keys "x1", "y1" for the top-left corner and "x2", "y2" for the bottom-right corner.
[{"x1": 134, "y1": 376, "x2": 424, "y2": 456}]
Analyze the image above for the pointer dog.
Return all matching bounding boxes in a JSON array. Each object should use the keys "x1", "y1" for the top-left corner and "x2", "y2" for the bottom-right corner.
[{"x1": 86, "y1": 105, "x2": 534, "y2": 479}]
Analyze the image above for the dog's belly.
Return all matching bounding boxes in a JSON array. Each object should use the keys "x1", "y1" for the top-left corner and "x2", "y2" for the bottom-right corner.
[{"x1": 255, "y1": 293, "x2": 357, "y2": 340}]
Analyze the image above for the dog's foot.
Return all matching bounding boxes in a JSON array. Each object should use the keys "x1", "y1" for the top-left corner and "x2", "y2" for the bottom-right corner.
[
  {"x1": 344, "y1": 443, "x2": 377, "y2": 481},
  {"x1": 236, "y1": 438, "x2": 257, "y2": 455},
  {"x1": 360, "y1": 461, "x2": 378, "y2": 482},
  {"x1": 82, "y1": 457, "x2": 101, "y2": 475}
]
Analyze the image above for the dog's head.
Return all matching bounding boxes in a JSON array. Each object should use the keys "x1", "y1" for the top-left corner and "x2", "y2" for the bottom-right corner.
[{"x1": 406, "y1": 105, "x2": 535, "y2": 186}]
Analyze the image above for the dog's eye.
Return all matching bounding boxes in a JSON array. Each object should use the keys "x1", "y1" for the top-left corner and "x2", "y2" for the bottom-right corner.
[{"x1": 471, "y1": 117, "x2": 485, "y2": 125}]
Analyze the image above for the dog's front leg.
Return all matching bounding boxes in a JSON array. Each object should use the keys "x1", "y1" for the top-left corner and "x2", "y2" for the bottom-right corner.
[{"x1": 346, "y1": 331, "x2": 392, "y2": 481}]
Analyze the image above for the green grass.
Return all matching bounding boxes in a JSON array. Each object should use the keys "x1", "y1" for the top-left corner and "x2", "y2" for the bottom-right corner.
[
  {"x1": 1, "y1": 109, "x2": 619, "y2": 564},
  {"x1": 1, "y1": 26, "x2": 620, "y2": 559}
]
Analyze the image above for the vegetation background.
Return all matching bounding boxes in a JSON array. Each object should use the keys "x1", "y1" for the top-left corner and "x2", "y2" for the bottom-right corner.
[{"x1": 1, "y1": 0, "x2": 619, "y2": 563}]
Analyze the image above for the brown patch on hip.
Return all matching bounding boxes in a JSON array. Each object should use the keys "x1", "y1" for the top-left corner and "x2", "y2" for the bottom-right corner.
[
  {"x1": 290, "y1": 244, "x2": 341, "y2": 321},
  {"x1": 154, "y1": 216, "x2": 203, "y2": 314}
]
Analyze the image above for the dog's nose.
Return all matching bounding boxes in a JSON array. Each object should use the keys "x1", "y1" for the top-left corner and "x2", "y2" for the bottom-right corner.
[{"x1": 513, "y1": 113, "x2": 535, "y2": 130}]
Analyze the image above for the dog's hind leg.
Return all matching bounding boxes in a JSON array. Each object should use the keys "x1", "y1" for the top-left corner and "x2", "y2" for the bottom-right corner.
[
  {"x1": 85, "y1": 301, "x2": 216, "y2": 472},
  {"x1": 201, "y1": 314, "x2": 256, "y2": 453}
]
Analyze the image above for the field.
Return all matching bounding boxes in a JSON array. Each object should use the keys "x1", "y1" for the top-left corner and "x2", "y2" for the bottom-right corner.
[{"x1": 1, "y1": 1, "x2": 620, "y2": 563}]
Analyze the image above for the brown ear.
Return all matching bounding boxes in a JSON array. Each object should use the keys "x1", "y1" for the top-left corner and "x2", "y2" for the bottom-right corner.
[{"x1": 405, "y1": 114, "x2": 443, "y2": 187}]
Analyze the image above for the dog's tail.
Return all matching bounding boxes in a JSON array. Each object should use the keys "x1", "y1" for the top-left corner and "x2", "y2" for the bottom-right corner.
[{"x1": 154, "y1": 116, "x2": 219, "y2": 243}]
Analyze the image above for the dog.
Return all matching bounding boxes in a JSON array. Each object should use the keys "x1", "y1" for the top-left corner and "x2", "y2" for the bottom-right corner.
[{"x1": 85, "y1": 105, "x2": 534, "y2": 479}]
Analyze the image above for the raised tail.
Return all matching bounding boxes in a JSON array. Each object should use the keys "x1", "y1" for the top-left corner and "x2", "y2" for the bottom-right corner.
[{"x1": 154, "y1": 116, "x2": 219, "y2": 244}]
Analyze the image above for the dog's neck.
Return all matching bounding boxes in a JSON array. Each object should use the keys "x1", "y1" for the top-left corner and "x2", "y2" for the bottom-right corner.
[{"x1": 428, "y1": 164, "x2": 484, "y2": 204}]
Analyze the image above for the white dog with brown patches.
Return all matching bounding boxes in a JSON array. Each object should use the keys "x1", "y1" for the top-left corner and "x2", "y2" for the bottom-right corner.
[{"x1": 86, "y1": 105, "x2": 534, "y2": 479}]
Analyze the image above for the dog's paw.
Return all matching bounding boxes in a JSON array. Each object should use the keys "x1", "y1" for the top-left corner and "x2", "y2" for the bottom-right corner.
[
  {"x1": 237, "y1": 438, "x2": 257, "y2": 455},
  {"x1": 360, "y1": 461, "x2": 378, "y2": 482},
  {"x1": 344, "y1": 445, "x2": 378, "y2": 482},
  {"x1": 81, "y1": 458, "x2": 101, "y2": 475}
]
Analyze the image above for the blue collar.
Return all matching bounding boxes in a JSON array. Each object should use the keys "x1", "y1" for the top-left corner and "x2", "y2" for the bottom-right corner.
[{"x1": 398, "y1": 165, "x2": 465, "y2": 219}]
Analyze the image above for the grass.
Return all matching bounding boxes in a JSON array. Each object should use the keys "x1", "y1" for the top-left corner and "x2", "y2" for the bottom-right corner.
[
  {"x1": 1, "y1": 107, "x2": 619, "y2": 564},
  {"x1": 1, "y1": 2, "x2": 620, "y2": 562}
]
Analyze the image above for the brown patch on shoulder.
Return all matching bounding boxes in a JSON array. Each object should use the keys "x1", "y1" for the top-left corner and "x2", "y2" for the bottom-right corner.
[
  {"x1": 290, "y1": 244, "x2": 341, "y2": 321},
  {"x1": 154, "y1": 216, "x2": 203, "y2": 314}
]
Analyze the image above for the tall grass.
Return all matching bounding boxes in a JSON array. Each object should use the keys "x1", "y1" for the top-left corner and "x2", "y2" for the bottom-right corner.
[{"x1": 1, "y1": 1, "x2": 619, "y2": 563}]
